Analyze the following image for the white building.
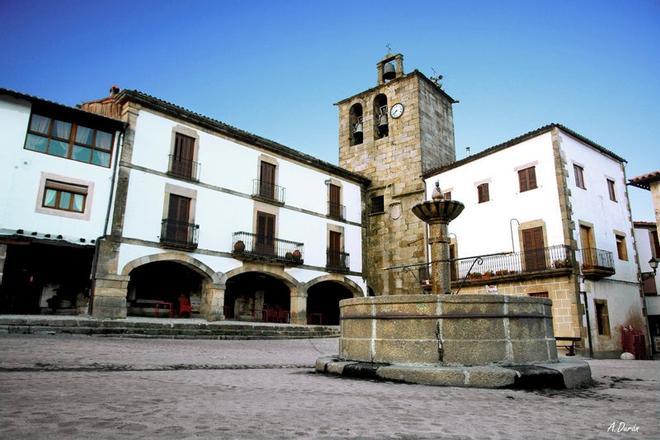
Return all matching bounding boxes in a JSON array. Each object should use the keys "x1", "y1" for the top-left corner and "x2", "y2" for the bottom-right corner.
[
  {"x1": 0, "y1": 88, "x2": 125, "y2": 314},
  {"x1": 79, "y1": 88, "x2": 368, "y2": 324},
  {"x1": 424, "y1": 124, "x2": 647, "y2": 357}
]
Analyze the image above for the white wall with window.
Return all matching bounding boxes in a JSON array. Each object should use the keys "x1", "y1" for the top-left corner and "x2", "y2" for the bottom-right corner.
[
  {"x1": 0, "y1": 93, "x2": 122, "y2": 241},
  {"x1": 424, "y1": 131, "x2": 563, "y2": 257},
  {"x1": 115, "y1": 106, "x2": 366, "y2": 291}
]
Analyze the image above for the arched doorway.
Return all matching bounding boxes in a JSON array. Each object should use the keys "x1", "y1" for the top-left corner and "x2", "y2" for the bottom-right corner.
[
  {"x1": 224, "y1": 272, "x2": 291, "y2": 322},
  {"x1": 126, "y1": 261, "x2": 204, "y2": 318},
  {"x1": 306, "y1": 281, "x2": 355, "y2": 325}
]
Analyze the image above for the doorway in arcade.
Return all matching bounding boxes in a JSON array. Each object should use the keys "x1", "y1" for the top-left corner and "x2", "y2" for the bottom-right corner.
[
  {"x1": 0, "y1": 241, "x2": 94, "y2": 315},
  {"x1": 224, "y1": 272, "x2": 290, "y2": 322}
]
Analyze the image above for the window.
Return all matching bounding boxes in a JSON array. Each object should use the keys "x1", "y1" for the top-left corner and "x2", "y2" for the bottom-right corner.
[
  {"x1": 42, "y1": 180, "x2": 88, "y2": 213},
  {"x1": 370, "y1": 195, "x2": 384, "y2": 214},
  {"x1": 607, "y1": 179, "x2": 617, "y2": 202},
  {"x1": 443, "y1": 191, "x2": 452, "y2": 200},
  {"x1": 477, "y1": 183, "x2": 489, "y2": 203},
  {"x1": 25, "y1": 114, "x2": 113, "y2": 167},
  {"x1": 652, "y1": 230, "x2": 660, "y2": 258},
  {"x1": 573, "y1": 164, "x2": 585, "y2": 189},
  {"x1": 169, "y1": 132, "x2": 197, "y2": 180},
  {"x1": 522, "y1": 226, "x2": 547, "y2": 271},
  {"x1": 518, "y1": 166, "x2": 537, "y2": 192},
  {"x1": 528, "y1": 292, "x2": 549, "y2": 298},
  {"x1": 595, "y1": 299, "x2": 610, "y2": 336},
  {"x1": 615, "y1": 234, "x2": 628, "y2": 261},
  {"x1": 328, "y1": 183, "x2": 343, "y2": 220}
]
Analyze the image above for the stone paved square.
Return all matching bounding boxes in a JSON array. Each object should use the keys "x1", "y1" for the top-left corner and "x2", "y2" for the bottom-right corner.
[{"x1": 0, "y1": 335, "x2": 657, "y2": 439}]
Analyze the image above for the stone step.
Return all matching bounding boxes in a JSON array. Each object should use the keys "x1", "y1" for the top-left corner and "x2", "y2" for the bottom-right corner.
[{"x1": 0, "y1": 317, "x2": 340, "y2": 340}]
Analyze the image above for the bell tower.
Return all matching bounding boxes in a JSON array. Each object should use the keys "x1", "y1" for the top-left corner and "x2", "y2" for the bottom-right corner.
[{"x1": 337, "y1": 53, "x2": 457, "y2": 295}]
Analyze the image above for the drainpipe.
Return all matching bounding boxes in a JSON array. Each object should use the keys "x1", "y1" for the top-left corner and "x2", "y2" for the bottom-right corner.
[
  {"x1": 509, "y1": 218, "x2": 520, "y2": 253},
  {"x1": 581, "y1": 289, "x2": 594, "y2": 358},
  {"x1": 89, "y1": 128, "x2": 125, "y2": 314}
]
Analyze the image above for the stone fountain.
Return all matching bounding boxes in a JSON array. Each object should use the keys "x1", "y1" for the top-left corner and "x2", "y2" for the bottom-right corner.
[{"x1": 316, "y1": 184, "x2": 592, "y2": 388}]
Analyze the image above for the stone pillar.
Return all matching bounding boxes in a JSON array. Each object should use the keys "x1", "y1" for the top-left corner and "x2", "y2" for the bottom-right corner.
[
  {"x1": 0, "y1": 244, "x2": 7, "y2": 286},
  {"x1": 91, "y1": 274, "x2": 130, "y2": 319},
  {"x1": 429, "y1": 221, "x2": 451, "y2": 294},
  {"x1": 200, "y1": 283, "x2": 225, "y2": 321},
  {"x1": 289, "y1": 287, "x2": 307, "y2": 325}
]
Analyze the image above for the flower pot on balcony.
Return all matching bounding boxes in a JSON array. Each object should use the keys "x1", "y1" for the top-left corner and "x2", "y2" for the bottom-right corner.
[
  {"x1": 292, "y1": 249, "x2": 302, "y2": 260},
  {"x1": 234, "y1": 240, "x2": 245, "y2": 253}
]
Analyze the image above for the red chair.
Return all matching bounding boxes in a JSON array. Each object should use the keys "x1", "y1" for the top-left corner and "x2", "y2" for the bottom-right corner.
[{"x1": 177, "y1": 295, "x2": 192, "y2": 318}]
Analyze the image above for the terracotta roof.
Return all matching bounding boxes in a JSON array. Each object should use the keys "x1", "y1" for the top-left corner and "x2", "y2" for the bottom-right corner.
[
  {"x1": 423, "y1": 123, "x2": 626, "y2": 178},
  {"x1": 112, "y1": 89, "x2": 370, "y2": 185},
  {"x1": 0, "y1": 87, "x2": 126, "y2": 130},
  {"x1": 628, "y1": 171, "x2": 660, "y2": 190}
]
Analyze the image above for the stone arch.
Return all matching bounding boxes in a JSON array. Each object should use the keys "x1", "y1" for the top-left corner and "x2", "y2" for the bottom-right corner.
[
  {"x1": 302, "y1": 274, "x2": 364, "y2": 298},
  {"x1": 220, "y1": 263, "x2": 299, "y2": 289},
  {"x1": 121, "y1": 252, "x2": 222, "y2": 285}
]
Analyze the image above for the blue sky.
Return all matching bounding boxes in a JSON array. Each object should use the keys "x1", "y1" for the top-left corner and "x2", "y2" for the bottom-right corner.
[{"x1": 1, "y1": 0, "x2": 658, "y2": 220}]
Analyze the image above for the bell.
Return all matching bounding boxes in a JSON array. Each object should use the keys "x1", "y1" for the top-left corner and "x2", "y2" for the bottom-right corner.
[
  {"x1": 383, "y1": 62, "x2": 396, "y2": 80},
  {"x1": 353, "y1": 122, "x2": 363, "y2": 134},
  {"x1": 378, "y1": 113, "x2": 388, "y2": 127}
]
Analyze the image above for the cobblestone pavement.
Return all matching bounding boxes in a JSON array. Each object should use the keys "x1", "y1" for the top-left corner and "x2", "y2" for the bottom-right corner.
[{"x1": 0, "y1": 335, "x2": 657, "y2": 440}]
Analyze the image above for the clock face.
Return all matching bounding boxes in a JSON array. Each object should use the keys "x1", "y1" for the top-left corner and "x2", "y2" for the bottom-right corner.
[{"x1": 390, "y1": 103, "x2": 404, "y2": 119}]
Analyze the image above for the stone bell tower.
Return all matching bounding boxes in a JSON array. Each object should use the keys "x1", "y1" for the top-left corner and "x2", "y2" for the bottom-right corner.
[{"x1": 337, "y1": 53, "x2": 457, "y2": 295}]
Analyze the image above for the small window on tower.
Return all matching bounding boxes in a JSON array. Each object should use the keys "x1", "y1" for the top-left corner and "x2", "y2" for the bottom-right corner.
[
  {"x1": 370, "y1": 195, "x2": 385, "y2": 214},
  {"x1": 574, "y1": 164, "x2": 586, "y2": 189},
  {"x1": 607, "y1": 179, "x2": 617, "y2": 202}
]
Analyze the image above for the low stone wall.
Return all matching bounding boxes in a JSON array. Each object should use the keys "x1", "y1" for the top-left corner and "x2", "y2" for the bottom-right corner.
[{"x1": 340, "y1": 294, "x2": 558, "y2": 366}]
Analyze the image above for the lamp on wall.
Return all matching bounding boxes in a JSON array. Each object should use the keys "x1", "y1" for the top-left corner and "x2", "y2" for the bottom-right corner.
[{"x1": 642, "y1": 258, "x2": 658, "y2": 281}]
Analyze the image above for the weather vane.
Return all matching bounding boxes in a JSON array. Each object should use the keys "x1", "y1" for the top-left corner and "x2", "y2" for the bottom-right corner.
[{"x1": 386, "y1": 43, "x2": 392, "y2": 53}]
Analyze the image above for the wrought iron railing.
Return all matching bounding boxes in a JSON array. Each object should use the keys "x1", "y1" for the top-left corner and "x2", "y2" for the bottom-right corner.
[
  {"x1": 252, "y1": 179, "x2": 285, "y2": 204},
  {"x1": 455, "y1": 245, "x2": 573, "y2": 281},
  {"x1": 326, "y1": 249, "x2": 350, "y2": 272},
  {"x1": 232, "y1": 231, "x2": 303, "y2": 264},
  {"x1": 160, "y1": 219, "x2": 199, "y2": 249},
  {"x1": 327, "y1": 201, "x2": 346, "y2": 221},
  {"x1": 579, "y1": 248, "x2": 614, "y2": 270},
  {"x1": 167, "y1": 155, "x2": 200, "y2": 181}
]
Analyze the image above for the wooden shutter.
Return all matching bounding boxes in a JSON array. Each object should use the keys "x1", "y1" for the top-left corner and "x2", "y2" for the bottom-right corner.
[
  {"x1": 329, "y1": 231, "x2": 342, "y2": 266},
  {"x1": 173, "y1": 133, "x2": 195, "y2": 178},
  {"x1": 518, "y1": 167, "x2": 537, "y2": 192},
  {"x1": 522, "y1": 226, "x2": 546, "y2": 271},
  {"x1": 329, "y1": 184, "x2": 341, "y2": 218},
  {"x1": 167, "y1": 194, "x2": 191, "y2": 243},
  {"x1": 256, "y1": 211, "x2": 276, "y2": 255},
  {"x1": 477, "y1": 183, "x2": 489, "y2": 203},
  {"x1": 579, "y1": 225, "x2": 594, "y2": 266},
  {"x1": 260, "y1": 162, "x2": 276, "y2": 199}
]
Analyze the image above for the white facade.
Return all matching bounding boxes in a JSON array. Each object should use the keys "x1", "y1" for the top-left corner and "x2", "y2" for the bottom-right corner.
[
  {"x1": 0, "y1": 94, "x2": 122, "y2": 241},
  {"x1": 116, "y1": 107, "x2": 365, "y2": 290},
  {"x1": 424, "y1": 125, "x2": 646, "y2": 356}
]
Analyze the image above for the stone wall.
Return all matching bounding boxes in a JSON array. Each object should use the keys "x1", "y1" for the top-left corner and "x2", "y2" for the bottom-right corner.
[
  {"x1": 456, "y1": 274, "x2": 582, "y2": 341},
  {"x1": 338, "y1": 72, "x2": 456, "y2": 296}
]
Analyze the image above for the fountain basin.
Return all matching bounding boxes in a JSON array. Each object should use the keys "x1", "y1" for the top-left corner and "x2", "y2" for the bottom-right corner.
[
  {"x1": 411, "y1": 199, "x2": 465, "y2": 224},
  {"x1": 339, "y1": 294, "x2": 558, "y2": 366}
]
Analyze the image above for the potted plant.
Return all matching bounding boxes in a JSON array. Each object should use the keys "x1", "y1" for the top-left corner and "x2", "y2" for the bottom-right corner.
[
  {"x1": 495, "y1": 269, "x2": 509, "y2": 277},
  {"x1": 468, "y1": 272, "x2": 483, "y2": 280},
  {"x1": 292, "y1": 249, "x2": 302, "y2": 261},
  {"x1": 233, "y1": 240, "x2": 245, "y2": 252}
]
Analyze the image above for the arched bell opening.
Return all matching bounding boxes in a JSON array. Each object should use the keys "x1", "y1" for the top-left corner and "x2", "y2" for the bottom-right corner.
[
  {"x1": 349, "y1": 103, "x2": 363, "y2": 146},
  {"x1": 373, "y1": 94, "x2": 388, "y2": 140},
  {"x1": 224, "y1": 272, "x2": 291, "y2": 323}
]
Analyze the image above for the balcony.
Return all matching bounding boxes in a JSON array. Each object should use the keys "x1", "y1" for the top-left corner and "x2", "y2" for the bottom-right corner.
[
  {"x1": 252, "y1": 179, "x2": 285, "y2": 205},
  {"x1": 231, "y1": 231, "x2": 303, "y2": 265},
  {"x1": 451, "y1": 245, "x2": 574, "y2": 286},
  {"x1": 167, "y1": 155, "x2": 200, "y2": 181},
  {"x1": 160, "y1": 219, "x2": 199, "y2": 250},
  {"x1": 326, "y1": 249, "x2": 350, "y2": 273},
  {"x1": 327, "y1": 201, "x2": 346, "y2": 221},
  {"x1": 579, "y1": 248, "x2": 615, "y2": 279}
]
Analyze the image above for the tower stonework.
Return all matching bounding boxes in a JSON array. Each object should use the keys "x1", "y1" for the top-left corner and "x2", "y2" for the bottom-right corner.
[{"x1": 337, "y1": 54, "x2": 457, "y2": 295}]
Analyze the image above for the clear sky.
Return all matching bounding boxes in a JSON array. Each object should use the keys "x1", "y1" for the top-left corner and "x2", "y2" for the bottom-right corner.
[{"x1": 1, "y1": 0, "x2": 658, "y2": 220}]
